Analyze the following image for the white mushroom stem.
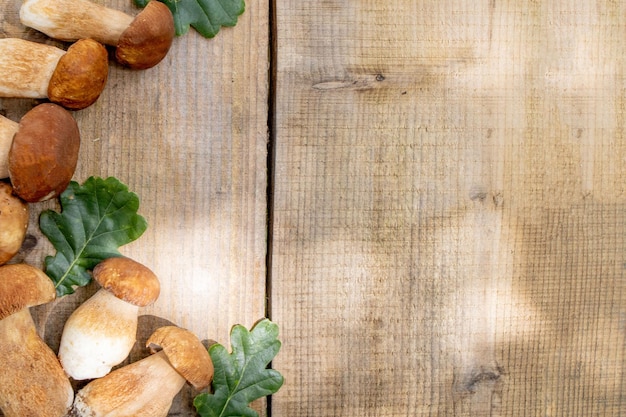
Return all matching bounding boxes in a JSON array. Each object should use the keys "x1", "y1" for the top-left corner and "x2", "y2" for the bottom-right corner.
[
  {"x1": 0, "y1": 308, "x2": 74, "y2": 417},
  {"x1": 58, "y1": 288, "x2": 139, "y2": 380},
  {"x1": 20, "y1": 0, "x2": 134, "y2": 45},
  {"x1": 0, "y1": 38, "x2": 108, "y2": 110},
  {"x1": 0, "y1": 38, "x2": 65, "y2": 99},
  {"x1": 0, "y1": 115, "x2": 18, "y2": 179},
  {"x1": 71, "y1": 350, "x2": 186, "y2": 417}
]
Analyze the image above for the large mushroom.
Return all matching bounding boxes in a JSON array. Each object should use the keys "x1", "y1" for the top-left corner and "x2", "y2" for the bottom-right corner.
[
  {"x1": 70, "y1": 326, "x2": 214, "y2": 417},
  {"x1": 58, "y1": 256, "x2": 161, "y2": 380},
  {"x1": 0, "y1": 37, "x2": 108, "y2": 110},
  {"x1": 0, "y1": 183, "x2": 29, "y2": 265},
  {"x1": 20, "y1": 0, "x2": 175, "y2": 70},
  {"x1": 0, "y1": 263, "x2": 74, "y2": 417},
  {"x1": 8, "y1": 102, "x2": 81, "y2": 202}
]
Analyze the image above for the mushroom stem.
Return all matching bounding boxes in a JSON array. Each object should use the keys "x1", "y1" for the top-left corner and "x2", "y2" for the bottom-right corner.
[
  {"x1": 20, "y1": 0, "x2": 133, "y2": 46},
  {"x1": 71, "y1": 351, "x2": 186, "y2": 417},
  {"x1": 0, "y1": 308, "x2": 74, "y2": 417},
  {"x1": 58, "y1": 288, "x2": 139, "y2": 380},
  {"x1": 0, "y1": 116, "x2": 18, "y2": 179},
  {"x1": 58, "y1": 257, "x2": 160, "y2": 380},
  {"x1": 0, "y1": 38, "x2": 64, "y2": 99},
  {"x1": 21, "y1": 0, "x2": 175, "y2": 69},
  {"x1": 70, "y1": 326, "x2": 213, "y2": 416},
  {"x1": 0, "y1": 38, "x2": 108, "y2": 110}
]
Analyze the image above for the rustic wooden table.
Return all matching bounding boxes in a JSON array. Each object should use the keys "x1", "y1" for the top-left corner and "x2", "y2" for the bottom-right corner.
[{"x1": 2, "y1": 0, "x2": 625, "y2": 416}]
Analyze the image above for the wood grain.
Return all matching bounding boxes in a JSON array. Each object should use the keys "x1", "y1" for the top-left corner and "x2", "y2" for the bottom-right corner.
[
  {"x1": 1, "y1": 0, "x2": 269, "y2": 415},
  {"x1": 271, "y1": 1, "x2": 625, "y2": 415}
]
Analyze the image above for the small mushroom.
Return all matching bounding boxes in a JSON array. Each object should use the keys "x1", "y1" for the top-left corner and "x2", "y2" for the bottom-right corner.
[
  {"x1": 0, "y1": 263, "x2": 74, "y2": 417},
  {"x1": 58, "y1": 256, "x2": 161, "y2": 380},
  {"x1": 0, "y1": 183, "x2": 29, "y2": 265},
  {"x1": 70, "y1": 326, "x2": 214, "y2": 417},
  {"x1": 8, "y1": 103, "x2": 80, "y2": 202},
  {"x1": 20, "y1": 0, "x2": 175, "y2": 70},
  {"x1": 0, "y1": 38, "x2": 108, "y2": 110}
]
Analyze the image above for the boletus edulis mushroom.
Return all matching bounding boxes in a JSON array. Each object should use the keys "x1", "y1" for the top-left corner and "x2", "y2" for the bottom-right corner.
[
  {"x1": 0, "y1": 37, "x2": 108, "y2": 110},
  {"x1": 0, "y1": 115, "x2": 18, "y2": 179},
  {"x1": 70, "y1": 326, "x2": 213, "y2": 417},
  {"x1": 0, "y1": 182, "x2": 28, "y2": 265},
  {"x1": 58, "y1": 256, "x2": 161, "y2": 380},
  {"x1": 20, "y1": 0, "x2": 175, "y2": 69},
  {"x1": 8, "y1": 103, "x2": 80, "y2": 203},
  {"x1": 0, "y1": 263, "x2": 74, "y2": 417}
]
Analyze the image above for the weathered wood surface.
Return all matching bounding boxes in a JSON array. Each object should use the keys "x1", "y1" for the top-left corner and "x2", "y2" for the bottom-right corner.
[
  {"x1": 271, "y1": 1, "x2": 625, "y2": 416},
  {"x1": 2, "y1": 0, "x2": 626, "y2": 416},
  {"x1": 1, "y1": 0, "x2": 269, "y2": 415}
]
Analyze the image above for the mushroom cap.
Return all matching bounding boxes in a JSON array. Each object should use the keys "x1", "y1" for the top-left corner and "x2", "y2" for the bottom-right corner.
[
  {"x1": 0, "y1": 38, "x2": 65, "y2": 98},
  {"x1": 0, "y1": 263, "x2": 55, "y2": 320},
  {"x1": 48, "y1": 38, "x2": 109, "y2": 110},
  {"x1": 147, "y1": 326, "x2": 214, "y2": 390},
  {"x1": 115, "y1": 1, "x2": 175, "y2": 70},
  {"x1": 0, "y1": 182, "x2": 29, "y2": 266},
  {"x1": 92, "y1": 257, "x2": 160, "y2": 307},
  {"x1": 8, "y1": 103, "x2": 80, "y2": 202}
]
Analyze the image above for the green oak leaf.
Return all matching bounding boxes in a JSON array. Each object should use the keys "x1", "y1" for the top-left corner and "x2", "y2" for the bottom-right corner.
[
  {"x1": 193, "y1": 319, "x2": 284, "y2": 417},
  {"x1": 39, "y1": 176, "x2": 147, "y2": 297},
  {"x1": 135, "y1": 0, "x2": 245, "y2": 38}
]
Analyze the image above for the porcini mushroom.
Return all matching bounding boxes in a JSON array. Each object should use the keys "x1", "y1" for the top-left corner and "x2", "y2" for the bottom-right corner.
[
  {"x1": 70, "y1": 326, "x2": 213, "y2": 417},
  {"x1": 0, "y1": 115, "x2": 18, "y2": 179},
  {"x1": 58, "y1": 256, "x2": 161, "y2": 380},
  {"x1": 0, "y1": 263, "x2": 74, "y2": 417},
  {"x1": 0, "y1": 37, "x2": 108, "y2": 110},
  {"x1": 20, "y1": 0, "x2": 175, "y2": 70},
  {"x1": 0, "y1": 183, "x2": 29, "y2": 265},
  {"x1": 8, "y1": 103, "x2": 80, "y2": 202}
]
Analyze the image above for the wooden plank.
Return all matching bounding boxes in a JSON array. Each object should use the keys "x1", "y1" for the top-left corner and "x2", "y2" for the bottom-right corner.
[
  {"x1": 1, "y1": 0, "x2": 269, "y2": 415},
  {"x1": 271, "y1": 1, "x2": 625, "y2": 415}
]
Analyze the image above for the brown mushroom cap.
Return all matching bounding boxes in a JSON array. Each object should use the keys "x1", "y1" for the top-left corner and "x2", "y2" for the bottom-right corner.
[
  {"x1": 8, "y1": 103, "x2": 80, "y2": 202},
  {"x1": 0, "y1": 183, "x2": 29, "y2": 265},
  {"x1": 92, "y1": 257, "x2": 160, "y2": 307},
  {"x1": 48, "y1": 38, "x2": 109, "y2": 110},
  {"x1": 147, "y1": 326, "x2": 214, "y2": 390},
  {"x1": 115, "y1": 0, "x2": 175, "y2": 70},
  {"x1": 0, "y1": 263, "x2": 55, "y2": 320}
]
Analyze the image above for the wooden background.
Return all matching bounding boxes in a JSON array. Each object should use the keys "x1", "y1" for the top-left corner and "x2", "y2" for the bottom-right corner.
[{"x1": 2, "y1": 0, "x2": 626, "y2": 416}]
